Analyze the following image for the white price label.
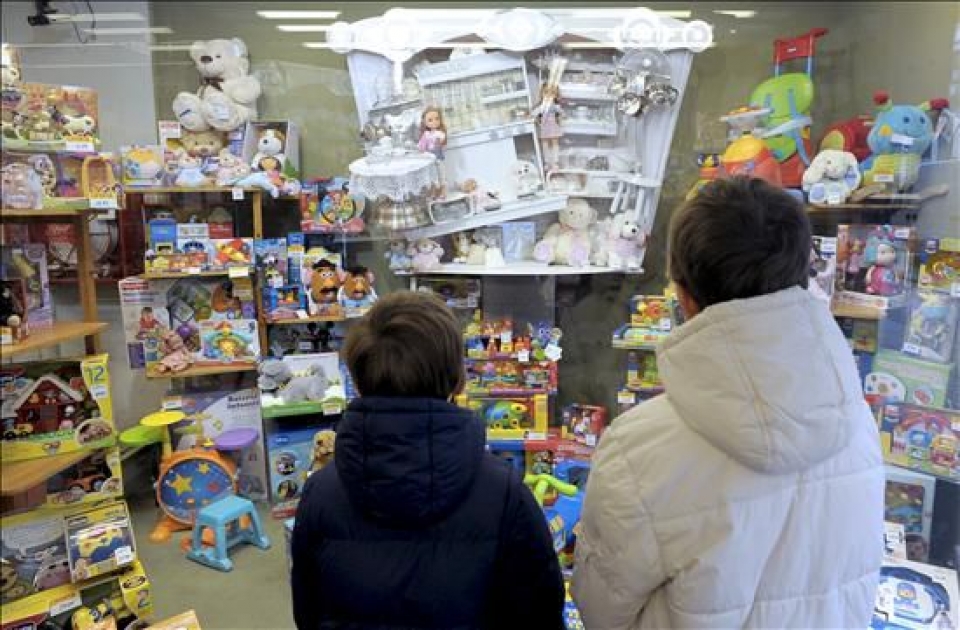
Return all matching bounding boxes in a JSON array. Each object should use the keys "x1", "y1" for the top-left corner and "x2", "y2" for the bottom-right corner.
[
  {"x1": 89, "y1": 197, "x2": 118, "y2": 210},
  {"x1": 50, "y1": 593, "x2": 84, "y2": 616},
  {"x1": 297, "y1": 341, "x2": 314, "y2": 352},
  {"x1": 322, "y1": 402, "x2": 343, "y2": 416},
  {"x1": 890, "y1": 133, "x2": 915, "y2": 146},
  {"x1": 296, "y1": 309, "x2": 309, "y2": 319},
  {"x1": 90, "y1": 385, "x2": 108, "y2": 399},
  {"x1": 115, "y1": 545, "x2": 134, "y2": 565},
  {"x1": 232, "y1": 187, "x2": 245, "y2": 200},
  {"x1": 186, "y1": 267, "x2": 202, "y2": 275},
  {"x1": 228, "y1": 266, "x2": 249, "y2": 279},
  {"x1": 64, "y1": 140, "x2": 95, "y2": 153},
  {"x1": 874, "y1": 174, "x2": 895, "y2": 183},
  {"x1": 951, "y1": 282, "x2": 960, "y2": 298},
  {"x1": 902, "y1": 343, "x2": 921, "y2": 355},
  {"x1": 162, "y1": 396, "x2": 183, "y2": 410},
  {"x1": 617, "y1": 391, "x2": 637, "y2": 404},
  {"x1": 517, "y1": 349, "x2": 530, "y2": 363}
]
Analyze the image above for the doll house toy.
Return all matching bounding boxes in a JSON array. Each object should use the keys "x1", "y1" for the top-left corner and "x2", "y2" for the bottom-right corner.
[{"x1": 879, "y1": 404, "x2": 959, "y2": 481}]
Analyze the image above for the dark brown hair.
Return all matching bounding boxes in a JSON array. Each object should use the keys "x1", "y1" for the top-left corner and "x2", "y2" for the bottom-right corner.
[
  {"x1": 668, "y1": 176, "x2": 812, "y2": 309},
  {"x1": 342, "y1": 291, "x2": 464, "y2": 399}
]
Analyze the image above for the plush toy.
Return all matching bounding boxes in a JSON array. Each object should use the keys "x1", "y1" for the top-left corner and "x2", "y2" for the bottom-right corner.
[
  {"x1": 61, "y1": 113, "x2": 96, "y2": 137},
  {"x1": 172, "y1": 38, "x2": 261, "y2": 133},
  {"x1": 339, "y1": 267, "x2": 378, "y2": 309},
  {"x1": 465, "y1": 233, "x2": 487, "y2": 266},
  {"x1": 513, "y1": 160, "x2": 542, "y2": 197},
  {"x1": 408, "y1": 239, "x2": 445, "y2": 272},
  {"x1": 180, "y1": 129, "x2": 226, "y2": 161},
  {"x1": 1, "y1": 162, "x2": 44, "y2": 209},
  {"x1": 258, "y1": 359, "x2": 293, "y2": 391},
  {"x1": 311, "y1": 430, "x2": 336, "y2": 472},
  {"x1": 234, "y1": 171, "x2": 279, "y2": 198},
  {"x1": 279, "y1": 364, "x2": 330, "y2": 404},
  {"x1": 215, "y1": 149, "x2": 252, "y2": 186},
  {"x1": 0, "y1": 281, "x2": 24, "y2": 331},
  {"x1": 309, "y1": 259, "x2": 342, "y2": 306},
  {"x1": 864, "y1": 231, "x2": 900, "y2": 296},
  {"x1": 1, "y1": 65, "x2": 20, "y2": 88},
  {"x1": 174, "y1": 154, "x2": 208, "y2": 187},
  {"x1": 251, "y1": 129, "x2": 286, "y2": 173},
  {"x1": 802, "y1": 149, "x2": 862, "y2": 204},
  {"x1": 474, "y1": 231, "x2": 505, "y2": 267},
  {"x1": 153, "y1": 329, "x2": 195, "y2": 374},
  {"x1": 451, "y1": 232, "x2": 472, "y2": 264},
  {"x1": 384, "y1": 240, "x2": 413, "y2": 271},
  {"x1": 861, "y1": 91, "x2": 949, "y2": 191},
  {"x1": 533, "y1": 199, "x2": 597, "y2": 267},
  {"x1": 592, "y1": 213, "x2": 647, "y2": 269}
]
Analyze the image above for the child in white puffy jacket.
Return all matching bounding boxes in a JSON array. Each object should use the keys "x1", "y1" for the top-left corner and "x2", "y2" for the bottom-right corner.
[{"x1": 573, "y1": 176, "x2": 885, "y2": 629}]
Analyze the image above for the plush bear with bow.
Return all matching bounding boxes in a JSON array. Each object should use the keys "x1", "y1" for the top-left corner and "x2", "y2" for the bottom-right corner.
[
  {"x1": 533, "y1": 199, "x2": 596, "y2": 267},
  {"x1": 172, "y1": 38, "x2": 261, "y2": 133}
]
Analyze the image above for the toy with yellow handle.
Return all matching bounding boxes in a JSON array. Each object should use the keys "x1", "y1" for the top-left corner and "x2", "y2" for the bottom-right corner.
[{"x1": 523, "y1": 473, "x2": 578, "y2": 507}]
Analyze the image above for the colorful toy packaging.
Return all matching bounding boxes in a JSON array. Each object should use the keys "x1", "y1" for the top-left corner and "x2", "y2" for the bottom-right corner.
[
  {"x1": 809, "y1": 235, "x2": 837, "y2": 304},
  {"x1": 561, "y1": 404, "x2": 607, "y2": 447},
  {"x1": 1, "y1": 511, "x2": 72, "y2": 605},
  {"x1": 884, "y1": 467, "x2": 935, "y2": 563},
  {"x1": 457, "y1": 393, "x2": 549, "y2": 440},
  {"x1": 871, "y1": 555, "x2": 958, "y2": 629},
  {"x1": 266, "y1": 424, "x2": 336, "y2": 519},
  {"x1": 1, "y1": 82, "x2": 100, "y2": 152},
  {"x1": 0, "y1": 355, "x2": 116, "y2": 462},
  {"x1": 300, "y1": 177, "x2": 365, "y2": 234},
  {"x1": 120, "y1": 145, "x2": 164, "y2": 187},
  {"x1": 835, "y1": 224, "x2": 916, "y2": 310},
  {"x1": 917, "y1": 238, "x2": 960, "y2": 296},
  {"x1": 198, "y1": 318, "x2": 259, "y2": 365},
  {"x1": 884, "y1": 521, "x2": 908, "y2": 560},
  {"x1": 901, "y1": 291, "x2": 958, "y2": 363},
  {"x1": 242, "y1": 120, "x2": 300, "y2": 178},
  {"x1": 0, "y1": 243, "x2": 53, "y2": 328},
  {"x1": 64, "y1": 502, "x2": 135, "y2": 581},
  {"x1": 44, "y1": 448, "x2": 123, "y2": 509},
  {"x1": 612, "y1": 294, "x2": 675, "y2": 348},
  {"x1": 879, "y1": 404, "x2": 959, "y2": 481},
  {"x1": 866, "y1": 349, "x2": 953, "y2": 409},
  {"x1": 299, "y1": 246, "x2": 344, "y2": 318},
  {"x1": 258, "y1": 352, "x2": 348, "y2": 417}
]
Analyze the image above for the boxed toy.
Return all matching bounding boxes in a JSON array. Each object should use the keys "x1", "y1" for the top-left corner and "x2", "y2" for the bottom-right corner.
[
  {"x1": 1, "y1": 243, "x2": 53, "y2": 328},
  {"x1": 254, "y1": 238, "x2": 288, "y2": 288},
  {"x1": 64, "y1": 502, "x2": 135, "y2": 581},
  {"x1": 464, "y1": 358, "x2": 558, "y2": 395},
  {"x1": 879, "y1": 404, "x2": 959, "y2": 481},
  {"x1": 885, "y1": 521, "x2": 908, "y2": 560},
  {"x1": 210, "y1": 238, "x2": 253, "y2": 269},
  {"x1": 917, "y1": 237, "x2": 960, "y2": 296},
  {"x1": 2, "y1": 82, "x2": 100, "y2": 151},
  {"x1": 198, "y1": 318, "x2": 260, "y2": 365},
  {"x1": 613, "y1": 294, "x2": 674, "y2": 348},
  {"x1": 300, "y1": 177, "x2": 365, "y2": 234},
  {"x1": 0, "y1": 278, "x2": 29, "y2": 345},
  {"x1": 835, "y1": 224, "x2": 916, "y2": 310},
  {"x1": 561, "y1": 404, "x2": 607, "y2": 447},
  {"x1": 866, "y1": 350, "x2": 953, "y2": 409},
  {"x1": 120, "y1": 145, "x2": 164, "y2": 187},
  {"x1": 502, "y1": 222, "x2": 537, "y2": 263},
  {"x1": 0, "y1": 355, "x2": 116, "y2": 462},
  {"x1": 258, "y1": 352, "x2": 347, "y2": 417},
  {"x1": 457, "y1": 393, "x2": 549, "y2": 440},
  {"x1": 416, "y1": 277, "x2": 481, "y2": 309},
  {"x1": 1, "y1": 510, "x2": 71, "y2": 605},
  {"x1": 266, "y1": 424, "x2": 336, "y2": 519},
  {"x1": 45, "y1": 448, "x2": 123, "y2": 509},
  {"x1": 242, "y1": 120, "x2": 300, "y2": 179},
  {"x1": 266, "y1": 321, "x2": 345, "y2": 357},
  {"x1": 176, "y1": 223, "x2": 213, "y2": 268},
  {"x1": 871, "y1": 556, "x2": 959, "y2": 629},
  {"x1": 902, "y1": 290, "x2": 958, "y2": 363},
  {"x1": 885, "y1": 466, "x2": 935, "y2": 563},
  {"x1": 809, "y1": 235, "x2": 837, "y2": 304},
  {"x1": 163, "y1": 385, "x2": 267, "y2": 500}
]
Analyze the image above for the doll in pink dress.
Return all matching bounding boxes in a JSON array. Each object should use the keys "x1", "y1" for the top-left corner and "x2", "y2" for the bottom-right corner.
[
  {"x1": 418, "y1": 106, "x2": 447, "y2": 196},
  {"x1": 535, "y1": 84, "x2": 563, "y2": 171}
]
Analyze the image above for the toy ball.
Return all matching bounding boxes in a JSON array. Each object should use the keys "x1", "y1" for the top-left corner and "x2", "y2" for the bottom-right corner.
[{"x1": 176, "y1": 323, "x2": 194, "y2": 340}]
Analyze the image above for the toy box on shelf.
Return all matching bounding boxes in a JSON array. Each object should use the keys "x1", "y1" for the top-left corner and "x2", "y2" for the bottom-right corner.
[
  {"x1": 865, "y1": 350, "x2": 953, "y2": 410},
  {"x1": 162, "y1": 385, "x2": 268, "y2": 500},
  {"x1": 0, "y1": 243, "x2": 52, "y2": 328},
  {"x1": 884, "y1": 466, "x2": 936, "y2": 563},
  {"x1": 118, "y1": 276, "x2": 256, "y2": 371},
  {"x1": 266, "y1": 424, "x2": 336, "y2": 519},
  {"x1": 415, "y1": 277, "x2": 481, "y2": 309},
  {"x1": 464, "y1": 357, "x2": 558, "y2": 395},
  {"x1": 879, "y1": 404, "x2": 959, "y2": 481},
  {"x1": 0, "y1": 278, "x2": 29, "y2": 345},
  {"x1": 809, "y1": 235, "x2": 838, "y2": 304},
  {"x1": 300, "y1": 177, "x2": 365, "y2": 234},
  {"x1": 917, "y1": 238, "x2": 960, "y2": 296},
  {"x1": 0, "y1": 355, "x2": 115, "y2": 462},
  {"x1": 258, "y1": 352, "x2": 348, "y2": 419},
  {"x1": 266, "y1": 322, "x2": 346, "y2": 357},
  {"x1": 902, "y1": 291, "x2": 958, "y2": 364},
  {"x1": 834, "y1": 224, "x2": 917, "y2": 311},
  {"x1": 64, "y1": 502, "x2": 136, "y2": 582},
  {"x1": 561, "y1": 404, "x2": 607, "y2": 448},
  {"x1": 871, "y1": 555, "x2": 959, "y2": 630},
  {"x1": 198, "y1": 318, "x2": 259, "y2": 366},
  {"x1": 241, "y1": 120, "x2": 300, "y2": 179},
  {"x1": 44, "y1": 448, "x2": 123, "y2": 509},
  {"x1": 1, "y1": 82, "x2": 100, "y2": 152},
  {"x1": 457, "y1": 393, "x2": 549, "y2": 440},
  {"x1": 612, "y1": 294, "x2": 674, "y2": 349}
]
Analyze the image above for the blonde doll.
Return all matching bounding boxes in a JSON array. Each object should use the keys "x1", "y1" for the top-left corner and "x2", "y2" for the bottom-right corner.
[{"x1": 534, "y1": 83, "x2": 563, "y2": 171}]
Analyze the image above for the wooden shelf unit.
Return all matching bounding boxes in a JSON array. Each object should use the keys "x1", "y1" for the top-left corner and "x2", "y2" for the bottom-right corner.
[
  {"x1": 145, "y1": 362, "x2": 257, "y2": 380},
  {"x1": 1, "y1": 322, "x2": 108, "y2": 358},
  {"x1": 1, "y1": 451, "x2": 89, "y2": 497}
]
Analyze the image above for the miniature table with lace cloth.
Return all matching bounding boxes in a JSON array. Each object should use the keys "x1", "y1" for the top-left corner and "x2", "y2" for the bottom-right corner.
[{"x1": 348, "y1": 152, "x2": 441, "y2": 202}]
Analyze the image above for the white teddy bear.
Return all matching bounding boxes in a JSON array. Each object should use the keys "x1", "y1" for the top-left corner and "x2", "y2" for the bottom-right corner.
[
  {"x1": 533, "y1": 199, "x2": 597, "y2": 267},
  {"x1": 802, "y1": 149, "x2": 862, "y2": 205},
  {"x1": 592, "y1": 213, "x2": 647, "y2": 269},
  {"x1": 172, "y1": 38, "x2": 261, "y2": 133}
]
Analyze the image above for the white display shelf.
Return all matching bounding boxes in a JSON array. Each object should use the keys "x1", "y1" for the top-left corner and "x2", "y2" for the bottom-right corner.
[
  {"x1": 447, "y1": 119, "x2": 536, "y2": 150},
  {"x1": 563, "y1": 120, "x2": 618, "y2": 136},
  {"x1": 481, "y1": 90, "x2": 529, "y2": 105},
  {"x1": 417, "y1": 51, "x2": 525, "y2": 86},
  {"x1": 399, "y1": 263, "x2": 643, "y2": 276},
  {"x1": 559, "y1": 83, "x2": 616, "y2": 101},
  {"x1": 368, "y1": 97, "x2": 422, "y2": 112},
  {"x1": 402, "y1": 195, "x2": 568, "y2": 240}
]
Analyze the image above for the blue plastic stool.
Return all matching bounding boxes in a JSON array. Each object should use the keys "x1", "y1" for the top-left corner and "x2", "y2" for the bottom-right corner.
[{"x1": 185, "y1": 495, "x2": 271, "y2": 571}]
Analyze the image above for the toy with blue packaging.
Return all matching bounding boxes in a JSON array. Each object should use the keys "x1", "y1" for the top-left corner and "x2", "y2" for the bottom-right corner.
[
  {"x1": 65, "y1": 502, "x2": 136, "y2": 581},
  {"x1": 267, "y1": 424, "x2": 336, "y2": 519},
  {"x1": 902, "y1": 291, "x2": 958, "y2": 363},
  {"x1": 457, "y1": 392, "x2": 549, "y2": 440},
  {"x1": 300, "y1": 177, "x2": 366, "y2": 234},
  {"x1": 871, "y1": 556, "x2": 958, "y2": 629}
]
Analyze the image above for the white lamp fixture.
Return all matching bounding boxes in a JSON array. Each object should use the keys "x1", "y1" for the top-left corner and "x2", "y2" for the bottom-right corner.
[
  {"x1": 84, "y1": 27, "x2": 173, "y2": 35},
  {"x1": 713, "y1": 10, "x2": 757, "y2": 18},
  {"x1": 302, "y1": 42, "x2": 336, "y2": 49},
  {"x1": 49, "y1": 12, "x2": 146, "y2": 22},
  {"x1": 257, "y1": 10, "x2": 340, "y2": 20},
  {"x1": 277, "y1": 25, "x2": 333, "y2": 32}
]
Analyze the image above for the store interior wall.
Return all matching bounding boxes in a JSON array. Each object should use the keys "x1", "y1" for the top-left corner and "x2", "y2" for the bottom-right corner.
[{"x1": 4, "y1": 1, "x2": 958, "y2": 423}]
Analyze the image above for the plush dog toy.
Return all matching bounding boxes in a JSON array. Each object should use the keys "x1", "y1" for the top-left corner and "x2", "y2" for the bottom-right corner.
[
  {"x1": 311, "y1": 430, "x2": 336, "y2": 472},
  {"x1": 172, "y1": 38, "x2": 261, "y2": 132},
  {"x1": 802, "y1": 149, "x2": 861, "y2": 204},
  {"x1": 592, "y1": 213, "x2": 647, "y2": 269}
]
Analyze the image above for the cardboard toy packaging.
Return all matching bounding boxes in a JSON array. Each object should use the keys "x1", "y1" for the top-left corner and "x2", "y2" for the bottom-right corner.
[
  {"x1": 0, "y1": 243, "x2": 53, "y2": 328},
  {"x1": 879, "y1": 403, "x2": 959, "y2": 481},
  {"x1": 64, "y1": 502, "x2": 135, "y2": 581},
  {"x1": 866, "y1": 349, "x2": 953, "y2": 410},
  {"x1": 835, "y1": 224, "x2": 916, "y2": 310},
  {"x1": 871, "y1": 555, "x2": 959, "y2": 629},
  {"x1": 266, "y1": 424, "x2": 336, "y2": 519}
]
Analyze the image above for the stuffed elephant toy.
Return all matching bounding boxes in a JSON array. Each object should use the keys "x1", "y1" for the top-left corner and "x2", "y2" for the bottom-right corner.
[{"x1": 802, "y1": 149, "x2": 862, "y2": 204}]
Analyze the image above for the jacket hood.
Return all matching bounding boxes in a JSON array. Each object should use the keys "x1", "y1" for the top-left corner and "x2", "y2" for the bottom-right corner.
[
  {"x1": 657, "y1": 287, "x2": 863, "y2": 474},
  {"x1": 335, "y1": 396, "x2": 486, "y2": 526}
]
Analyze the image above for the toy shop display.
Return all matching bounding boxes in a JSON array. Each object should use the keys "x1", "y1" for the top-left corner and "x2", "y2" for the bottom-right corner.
[
  {"x1": 44, "y1": 448, "x2": 123, "y2": 509},
  {"x1": 612, "y1": 294, "x2": 675, "y2": 349},
  {"x1": 1, "y1": 510, "x2": 73, "y2": 605},
  {"x1": 120, "y1": 145, "x2": 165, "y2": 188},
  {"x1": 879, "y1": 404, "x2": 959, "y2": 482},
  {"x1": 257, "y1": 352, "x2": 348, "y2": 418},
  {"x1": 885, "y1": 467, "x2": 937, "y2": 563},
  {"x1": 300, "y1": 177, "x2": 366, "y2": 234},
  {"x1": 902, "y1": 291, "x2": 958, "y2": 363},
  {"x1": 1, "y1": 81, "x2": 100, "y2": 152},
  {"x1": 64, "y1": 502, "x2": 136, "y2": 581},
  {"x1": 871, "y1": 555, "x2": 958, "y2": 629},
  {"x1": 266, "y1": 424, "x2": 336, "y2": 518},
  {"x1": 866, "y1": 349, "x2": 953, "y2": 410},
  {"x1": 0, "y1": 355, "x2": 115, "y2": 462},
  {"x1": 561, "y1": 404, "x2": 606, "y2": 447},
  {"x1": 835, "y1": 224, "x2": 916, "y2": 311},
  {"x1": 349, "y1": 152, "x2": 439, "y2": 231}
]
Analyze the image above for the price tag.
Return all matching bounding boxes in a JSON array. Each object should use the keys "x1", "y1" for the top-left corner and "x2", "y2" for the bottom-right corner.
[
  {"x1": 186, "y1": 267, "x2": 202, "y2": 275},
  {"x1": 115, "y1": 545, "x2": 134, "y2": 565},
  {"x1": 297, "y1": 341, "x2": 313, "y2": 352},
  {"x1": 232, "y1": 187, "x2": 245, "y2": 200},
  {"x1": 162, "y1": 396, "x2": 183, "y2": 410},
  {"x1": 228, "y1": 266, "x2": 249, "y2": 279},
  {"x1": 50, "y1": 593, "x2": 84, "y2": 617},
  {"x1": 89, "y1": 197, "x2": 118, "y2": 210},
  {"x1": 890, "y1": 133, "x2": 914, "y2": 146},
  {"x1": 517, "y1": 349, "x2": 530, "y2": 363},
  {"x1": 296, "y1": 309, "x2": 309, "y2": 319},
  {"x1": 874, "y1": 173, "x2": 894, "y2": 183},
  {"x1": 585, "y1": 434, "x2": 598, "y2": 447},
  {"x1": 158, "y1": 120, "x2": 182, "y2": 141},
  {"x1": 659, "y1": 317, "x2": 672, "y2": 331},
  {"x1": 951, "y1": 282, "x2": 960, "y2": 298},
  {"x1": 64, "y1": 140, "x2": 95, "y2": 153},
  {"x1": 322, "y1": 402, "x2": 343, "y2": 416},
  {"x1": 617, "y1": 390, "x2": 637, "y2": 405},
  {"x1": 90, "y1": 385, "x2": 108, "y2": 399}
]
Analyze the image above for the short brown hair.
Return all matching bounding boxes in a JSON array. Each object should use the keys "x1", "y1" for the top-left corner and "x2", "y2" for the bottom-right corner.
[
  {"x1": 342, "y1": 291, "x2": 464, "y2": 399},
  {"x1": 668, "y1": 176, "x2": 811, "y2": 309}
]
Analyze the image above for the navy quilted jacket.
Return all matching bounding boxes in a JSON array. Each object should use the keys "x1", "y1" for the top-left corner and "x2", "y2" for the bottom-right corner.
[{"x1": 291, "y1": 396, "x2": 564, "y2": 629}]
